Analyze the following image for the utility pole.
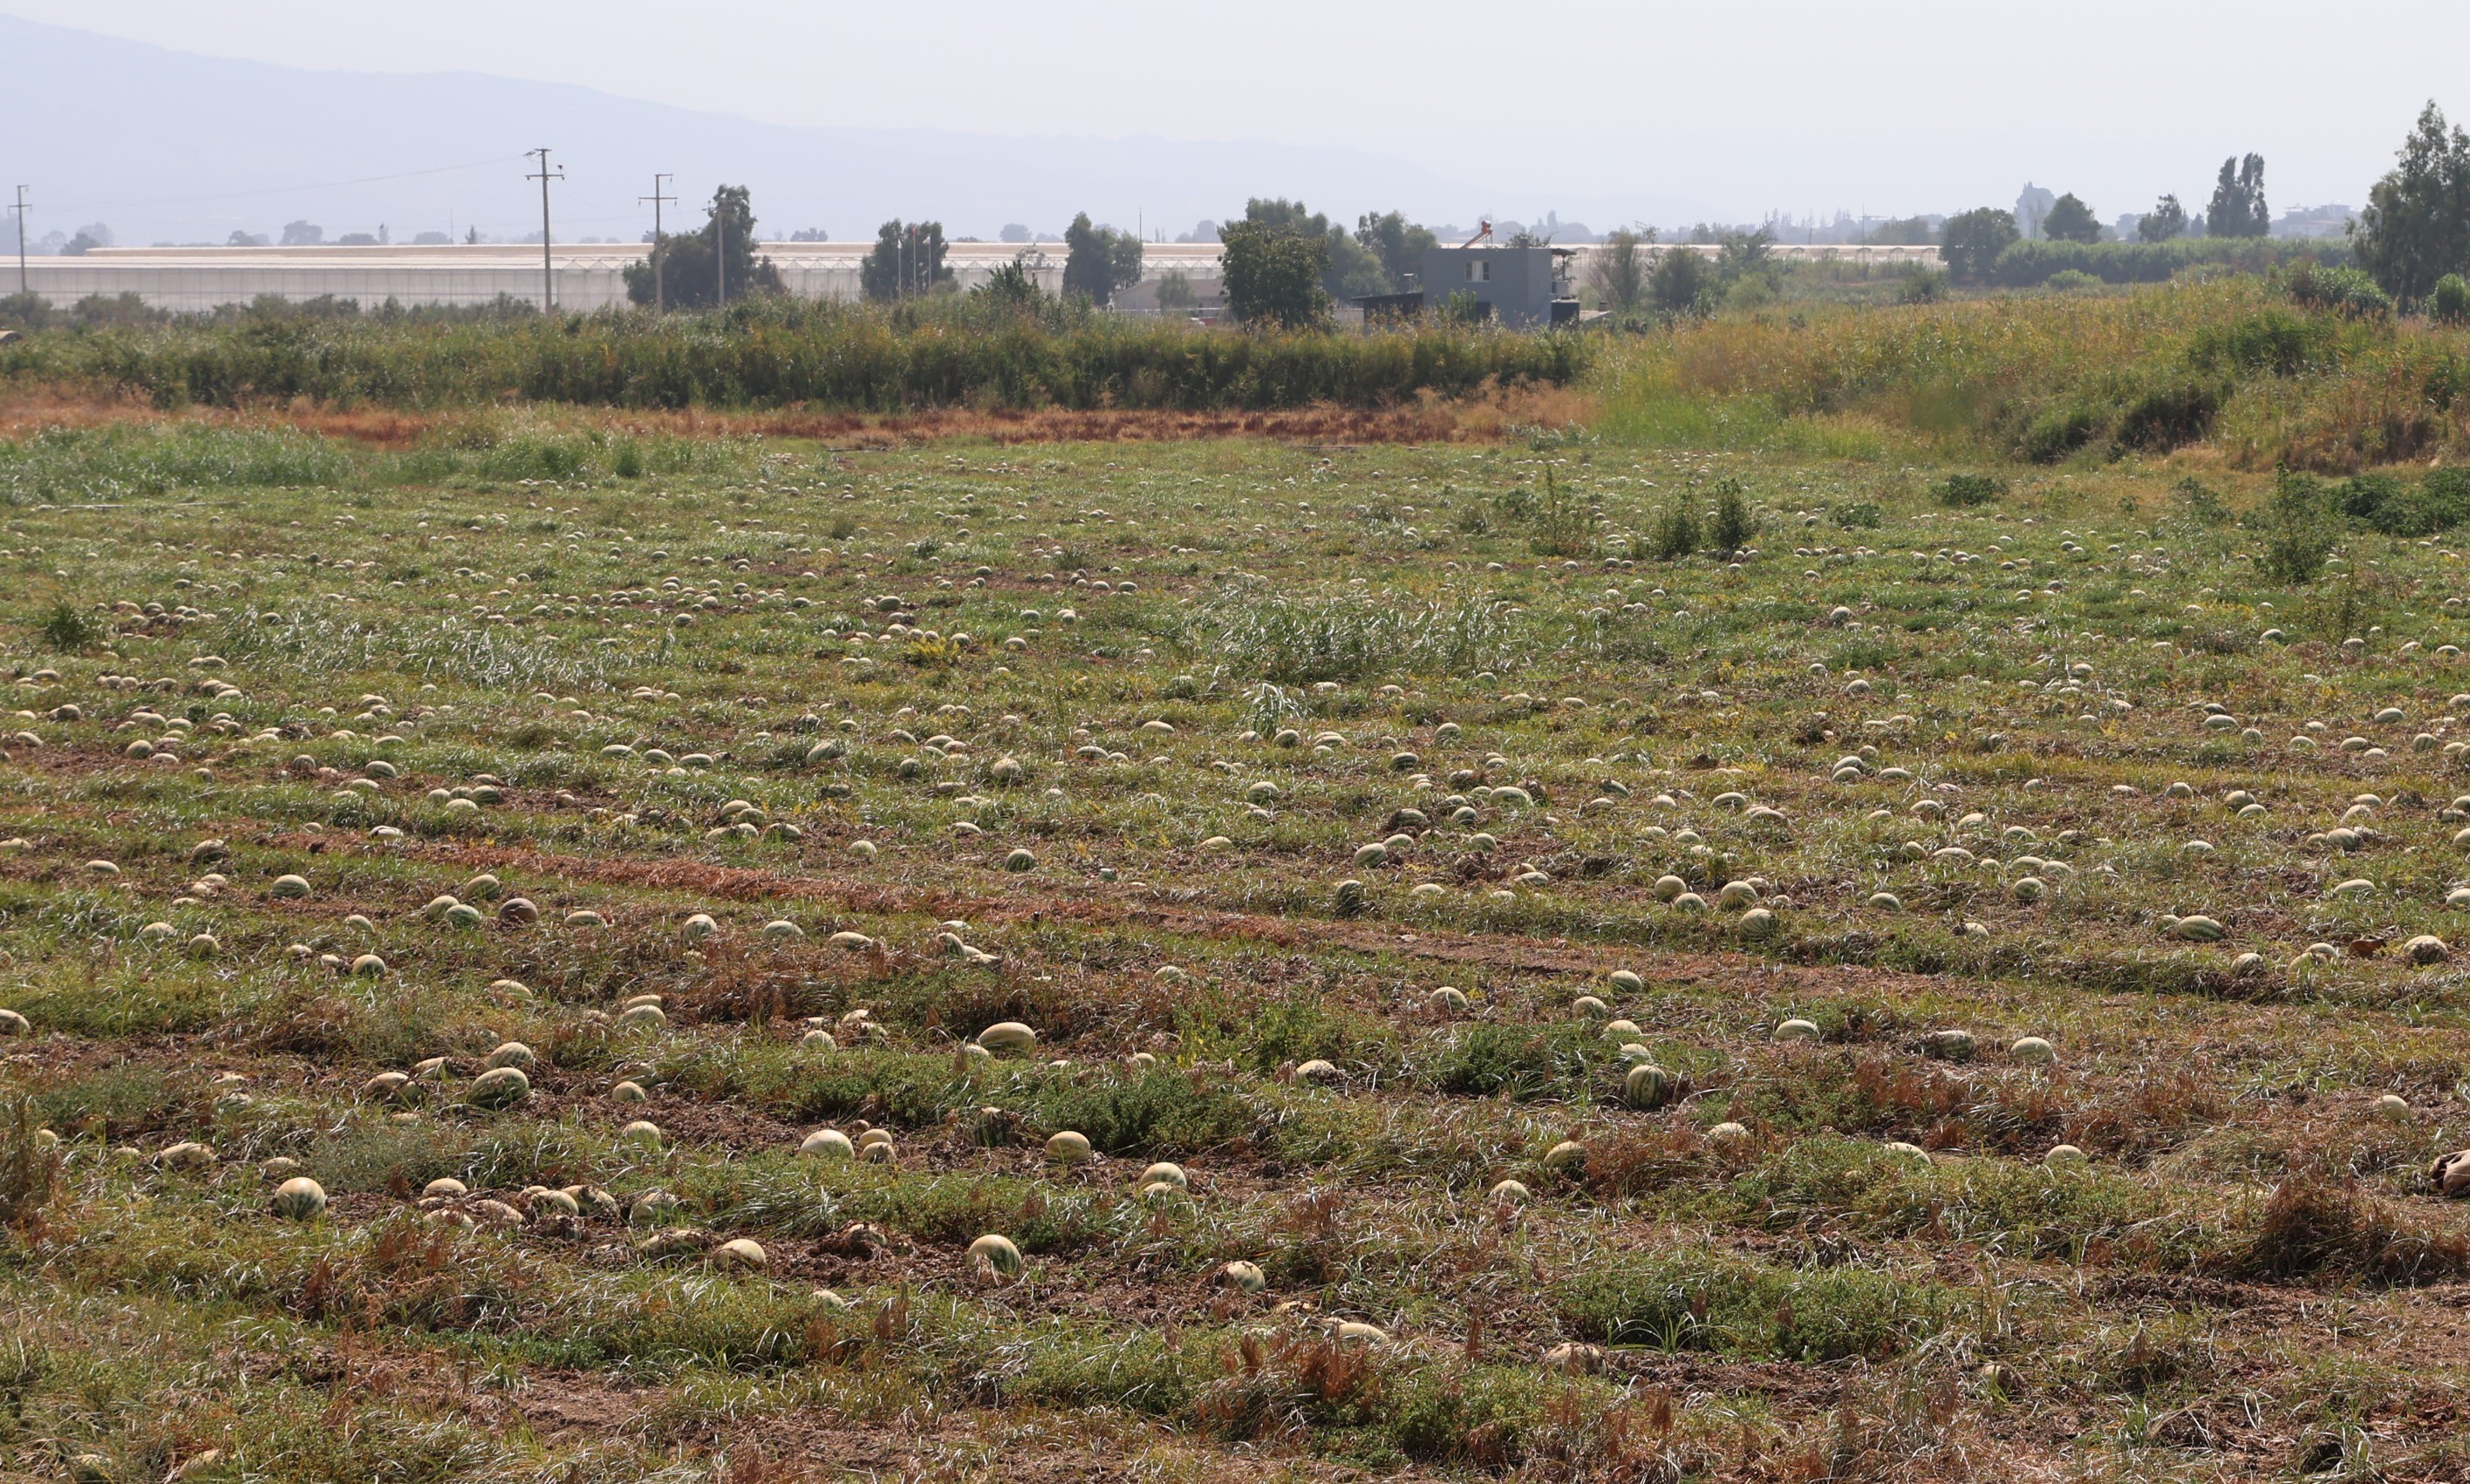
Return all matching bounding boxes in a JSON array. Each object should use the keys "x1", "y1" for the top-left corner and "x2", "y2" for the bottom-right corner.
[
  {"x1": 9, "y1": 186, "x2": 29, "y2": 296},
  {"x1": 524, "y1": 148, "x2": 563, "y2": 312},
  {"x1": 638, "y1": 174, "x2": 675, "y2": 311},
  {"x1": 716, "y1": 192, "x2": 727, "y2": 309}
]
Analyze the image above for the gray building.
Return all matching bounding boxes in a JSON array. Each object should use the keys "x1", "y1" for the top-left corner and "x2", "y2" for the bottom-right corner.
[{"x1": 1415, "y1": 244, "x2": 1578, "y2": 328}]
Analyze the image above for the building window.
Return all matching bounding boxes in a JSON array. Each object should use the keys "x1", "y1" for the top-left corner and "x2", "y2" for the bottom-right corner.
[{"x1": 1464, "y1": 258, "x2": 1491, "y2": 283}]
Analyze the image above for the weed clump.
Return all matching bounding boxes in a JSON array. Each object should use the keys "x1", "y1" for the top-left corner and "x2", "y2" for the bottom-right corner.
[
  {"x1": 34, "y1": 602, "x2": 95, "y2": 653},
  {"x1": 1932, "y1": 473, "x2": 2005, "y2": 507},
  {"x1": 2225, "y1": 1162, "x2": 2469, "y2": 1284}
]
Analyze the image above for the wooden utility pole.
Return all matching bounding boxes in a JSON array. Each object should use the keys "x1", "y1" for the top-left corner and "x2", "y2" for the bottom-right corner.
[
  {"x1": 9, "y1": 187, "x2": 29, "y2": 296},
  {"x1": 524, "y1": 148, "x2": 563, "y2": 311}
]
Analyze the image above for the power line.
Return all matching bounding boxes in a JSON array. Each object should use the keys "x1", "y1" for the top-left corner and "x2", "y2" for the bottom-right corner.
[
  {"x1": 524, "y1": 148, "x2": 563, "y2": 312},
  {"x1": 60, "y1": 155, "x2": 526, "y2": 212},
  {"x1": 638, "y1": 173, "x2": 675, "y2": 312}
]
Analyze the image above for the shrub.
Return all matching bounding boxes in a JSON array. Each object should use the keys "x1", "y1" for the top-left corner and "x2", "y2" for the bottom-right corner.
[
  {"x1": 2285, "y1": 262, "x2": 2392, "y2": 318},
  {"x1": 2433, "y1": 274, "x2": 2470, "y2": 324},
  {"x1": 2258, "y1": 472, "x2": 2338, "y2": 583},
  {"x1": 2335, "y1": 467, "x2": 2470, "y2": 536},
  {"x1": 35, "y1": 601, "x2": 95, "y2": 652},
  {"x1": 2173, "y1": 477, "x2": 2230, "y2": 525},
  {"x1": 1933, "y1": 473, "x2": 2006, "y2": 507},
  {"x1": 1894, "y1": 267, "x2": 1948, "y2": 304},
  {"x1": 1829, "y1": 499, "x2": 1883, "y2": 529},
  {"x1": 2044, "y1": 269, "x2": 2101, "y2": 293},
  {"x1": 1709, "y1": 478, "x2": 1757, "y2": 554},
  {"x1": 2187, "y1": 310, "x2": 2333, "y2": 376},
  {"x1": 2117, "y1": 380, "x2": 2223, "y2": 451},
  {"x1": 1645, "y1": 499, "x2": 1700, "y2": 560},
  {"x1": 2019, "y1": 405, "x2": 2103, "y2": 463},
  {"x1": 1523, "y1": 469, "x2": 1597, "y2": 558}
]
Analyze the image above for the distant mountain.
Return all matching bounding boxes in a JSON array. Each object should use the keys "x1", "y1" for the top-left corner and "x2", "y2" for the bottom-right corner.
[{"x1": 0, "y1": 14, "x2": 1703, "y2": 249}]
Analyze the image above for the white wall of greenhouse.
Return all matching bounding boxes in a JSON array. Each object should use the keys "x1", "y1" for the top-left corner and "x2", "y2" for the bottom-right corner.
[{"x1": 10, "y1": 240, "x2": 1938, "y2": 315}]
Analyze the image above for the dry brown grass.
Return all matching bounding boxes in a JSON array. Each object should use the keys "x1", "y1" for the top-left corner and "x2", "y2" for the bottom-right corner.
[{"x1": 0, "y1": 379, "x2": 1592, "y2": 450}]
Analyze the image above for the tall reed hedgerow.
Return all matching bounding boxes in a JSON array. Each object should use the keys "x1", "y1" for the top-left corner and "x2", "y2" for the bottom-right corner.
[
  {"x1": 1593, "y1": 275, "x2": 2470, "y2": 471},
  {"x1": 0, "y1": 297, "x2": 1586, "y2": 412}
]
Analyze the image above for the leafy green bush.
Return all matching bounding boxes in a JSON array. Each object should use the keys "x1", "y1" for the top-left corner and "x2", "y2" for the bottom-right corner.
[
  {"x1": 2285, "y1": 262, "x2": 2393, "y2": 318},
  {"x1": 1709, "y1": 478, "x2": 1757, "y2": 554},
  {"x1": 2117, "y1": 380, "x2": 2225, "y2": 451},
  {"x1": 35, "y1": 601, "x2": 95, "y2": 653},
  {"x1": 2019, "y1": 404, "x2": 2105, "y2": 461},
  {"x1": 2187, "y1": 310, "x2": 2334, "y2": 376},
  {"x1": 2259, "y1": 472, "x2": 2339, "y2": 583},
  {"x1": 2044, "y1": 269, "x2": 2102, "y2": 293},
  {"x1": 1933, "y1": 473, "x2": 2007, "y2": 507},
  {"x1": 1645, "y1": 498, "x2": 1701, "y2": 560},
  {"x1": 1830, "y1": 499, "x2": 1883, "y2": 529},
  {"x1": 2334, "y1": 467, "x2": 2470, "y2": 536},
  {"x1": 1895, "y1": 267, "x2": 1948, "y2": 304},
  {"x1": 2433, "y1": 274, "x2": 2470, "y2": 324}
]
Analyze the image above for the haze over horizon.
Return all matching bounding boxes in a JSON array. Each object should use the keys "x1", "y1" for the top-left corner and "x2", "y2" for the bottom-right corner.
[{"x1": 3, "y1": 2, "x2": 2464, "y2": 248}]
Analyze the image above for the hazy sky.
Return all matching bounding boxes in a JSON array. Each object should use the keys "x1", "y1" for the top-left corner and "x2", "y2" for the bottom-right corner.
[{"x1": 8, "y1": 0, "x2": 2466, "y2": 223}]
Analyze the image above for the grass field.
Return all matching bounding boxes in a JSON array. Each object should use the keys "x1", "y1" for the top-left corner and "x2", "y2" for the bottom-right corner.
[{"x1": 10, "y1": 409, "x2": 2470, "y2": 1481}]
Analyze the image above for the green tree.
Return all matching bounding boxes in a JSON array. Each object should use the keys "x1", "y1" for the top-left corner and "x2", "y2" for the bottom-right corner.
[
  {"x1": 971, "y1": 255, "x2": 1049, "y2": 319},
  {"x1": 856, "y1": 219, "x2": 953, "y2": 303},
  {"x1": 623, "y1": 186, "x2": 782, "y2": 310},
  {"x1": 1647, "y1": 247, "x2": 1710, "y2": 316},
  {"x1": 1154, "y1": 269, "x2": 1197, "y2": 313},
  {"x1": 2138, "y1": 194, "x2": 2187, "y2": 243},
  {"x1": 1588, "y1": 228, "x2": 1648, "y2": 316},
  {"x1": 2206, "y1": 154, "x2": 2270, "y2": 239},
  {"x1": 1354, "y1": 211, "x2": 1437, "y2": 289},
  {"x1": 2043, "y1": 193, "x2": 2100, "y2": 243},
  {"x1": 1219, "y1": 219, "x2": 1331, "y2": 329},
  {"x1": 1939, "y1": 208, "x2": 2020, "y2": 283},
  {"x1": 1714, "y1": 228, "x2": 1776, "y2": 286},
  {"x1": 1061, "y1": 212, "x2": 1143, "y2": 306},
  {"x1": 1243, "y1": 199, "x2": 1389, "y2": 298},
  {"x1": 2352, "y1": 103, "x2": 2470, "y2": 305}
]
